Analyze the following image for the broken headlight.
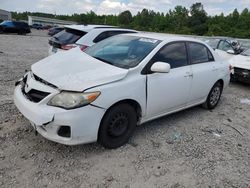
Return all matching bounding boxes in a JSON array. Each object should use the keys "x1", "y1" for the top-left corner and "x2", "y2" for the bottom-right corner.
[{"x1": 48, "y1": 91, "x2": 100, "y2": 109}]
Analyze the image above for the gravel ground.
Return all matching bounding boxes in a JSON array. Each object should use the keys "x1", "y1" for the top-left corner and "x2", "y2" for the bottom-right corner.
[{"x1": 0, "y1": 30, "x2": 250, "y2": 188}]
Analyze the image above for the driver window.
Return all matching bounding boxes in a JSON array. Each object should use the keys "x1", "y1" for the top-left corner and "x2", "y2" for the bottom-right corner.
[
  {"x1": 217, "y1": 41, "x2": 233, "y2": 52},
  {"x1": 152, "y1": 42, "x2": 188, "y2": 69}
]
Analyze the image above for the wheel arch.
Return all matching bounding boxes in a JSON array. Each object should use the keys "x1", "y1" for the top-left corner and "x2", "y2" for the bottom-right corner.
[
  {"x1": 217, "y1": 79, "x2": 224, "y2": 88},
  {"x1": 98, "y1": 99, "x2": 142, "y2": 135},
  {"x1": 105, "y1": 99, "x2": 142, "y2": 123}
]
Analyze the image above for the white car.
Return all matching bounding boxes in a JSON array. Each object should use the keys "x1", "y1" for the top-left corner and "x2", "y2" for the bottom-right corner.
[
  {"x1": 14, "y1": 33, "x2": 230, "y2": 148},
  {"x1": 229, "y1": 48, "x2": 250, "y2": 83},
  {"x1": 48, "y1": 24, "x2": 137, "y2": 55},
  {"x1": 206, "y1": 38, "x2": 243, "y2": 60}
]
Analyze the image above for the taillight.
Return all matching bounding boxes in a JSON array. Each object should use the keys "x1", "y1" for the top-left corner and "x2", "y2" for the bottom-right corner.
[
  {"x1": 61, "y1": 44, "x2": 77, "y2": 50},
  {"x1": 80, "y1": 45, "x2": 89, "y2": 52}
]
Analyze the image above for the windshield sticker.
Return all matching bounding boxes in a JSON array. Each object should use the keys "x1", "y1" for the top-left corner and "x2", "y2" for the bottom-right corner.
[{"x1": 139, "y1": 38, "x2": 158, "y2": 43}]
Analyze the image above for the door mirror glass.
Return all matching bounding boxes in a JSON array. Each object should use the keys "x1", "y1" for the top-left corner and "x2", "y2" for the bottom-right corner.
[
  {"x1": 227, "y1": 49, "x2": 235, "y2": 54},
  {"x1": 151, "y1": 62, "x2": 170, "y2": 73}
]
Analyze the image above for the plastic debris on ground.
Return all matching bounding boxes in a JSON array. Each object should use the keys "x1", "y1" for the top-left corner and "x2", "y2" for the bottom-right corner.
[{"x1": 240, "y1": 98, "x2": 250, "y2": 105}]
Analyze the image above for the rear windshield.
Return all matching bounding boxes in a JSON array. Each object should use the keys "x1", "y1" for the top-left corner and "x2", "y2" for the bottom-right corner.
[{"x1": 53, "y1": 28, "x2": 87, "y2": 44}]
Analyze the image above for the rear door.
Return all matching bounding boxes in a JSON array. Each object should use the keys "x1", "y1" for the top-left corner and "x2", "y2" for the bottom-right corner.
[
  {"x1": 187, "y1": 42, "x2": 219, "y2": 104},
  {"x1": 146, "y1": 42, "x2": 193, "y2": 118}
]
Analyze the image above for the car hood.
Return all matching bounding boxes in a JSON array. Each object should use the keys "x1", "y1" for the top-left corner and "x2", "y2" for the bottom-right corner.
[
  {"x1": 31, "y1": 48, "x2": 129, "y2": 91},
  {"x1": 229, "y1": 55, "x2": 250, "y2": 70}
]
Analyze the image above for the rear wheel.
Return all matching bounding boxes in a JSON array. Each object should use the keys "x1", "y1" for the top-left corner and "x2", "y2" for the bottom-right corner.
[
  {"x1": 98, "y1": 103, "x2": 137, "y2": 149},
  {"x1": 18, "y1": 30, "x2": 26, "y2": 35},
  {"x1": 0, "y1": 27, "x2": 3, "y2": 34},
  {"x1": 202, "y1": 81, "x2": 223, "y2": 109}
]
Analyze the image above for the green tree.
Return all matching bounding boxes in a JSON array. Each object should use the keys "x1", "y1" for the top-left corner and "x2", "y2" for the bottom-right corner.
[
  {"x1": 118, "y1": 10, "x2": 132, "y2": 26},
  {"x1": 188, "y1": 2, "x2": 208, "y2": 35}
]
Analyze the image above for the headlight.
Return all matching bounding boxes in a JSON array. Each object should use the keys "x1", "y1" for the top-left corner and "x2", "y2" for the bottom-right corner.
[{"x1": 48, "y1": 91, "x2": 100, "y2": 109}]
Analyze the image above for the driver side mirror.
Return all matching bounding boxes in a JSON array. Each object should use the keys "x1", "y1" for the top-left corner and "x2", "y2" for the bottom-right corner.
[
  {"x1": 227, "y1": 50, "x2": 235, "y2": 54},
  {"x1": 151, "y1": 62, "x2": 170, "y2": 73}
]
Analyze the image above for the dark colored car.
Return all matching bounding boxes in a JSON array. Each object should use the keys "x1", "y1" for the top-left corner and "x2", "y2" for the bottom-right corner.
[
  {"x1": 31, "y1": 23, "x2": 43, "y2": 30},
  {"x1": 0, "y1": 21, "x2": 31, "y2": 35},
  {"x1": 42, "y1": 25, "x2": 52, "y2": 30},
  {"x1": 48, "y1": 27, "x2": 64, "y2": 36}
]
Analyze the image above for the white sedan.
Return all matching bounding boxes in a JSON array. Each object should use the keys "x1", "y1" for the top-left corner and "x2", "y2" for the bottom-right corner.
[
  {"x1": 229, "y1": 48, "x2": 250, "y2": 83},
  {"x1": 14, "y1": 33, "x2": 230, "y2": 148}
]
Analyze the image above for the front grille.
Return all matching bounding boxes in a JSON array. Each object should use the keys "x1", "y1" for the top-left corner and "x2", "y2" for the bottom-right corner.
[
  {"x1": 22, "y1": 88, "x2": 50, "y2": 103},
  {"x1": 234, "y1": 67, "x2": 250, "y2": 76},
  {"x1": 33, "y1": 74, "x2": 57, "y2": 89},
  {"x1": 234, "y1": 67, "x2": 250, "y2": 83}
]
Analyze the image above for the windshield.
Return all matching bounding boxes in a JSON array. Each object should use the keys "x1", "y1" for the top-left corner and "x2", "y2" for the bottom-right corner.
[
  {"x1": 84, "y1": 35, "x2": 161, "y2": 69},
  {"x1": 241, "y1": 48, "x2": 250, "y2": 56},
  {"x1": 205, "y1": 39, "x2": 220, "y2": 49}
]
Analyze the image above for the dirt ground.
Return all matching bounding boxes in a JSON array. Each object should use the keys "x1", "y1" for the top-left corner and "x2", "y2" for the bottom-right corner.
[{"x1": 0, "y1": 30, "x2": 249, "y2": 188}]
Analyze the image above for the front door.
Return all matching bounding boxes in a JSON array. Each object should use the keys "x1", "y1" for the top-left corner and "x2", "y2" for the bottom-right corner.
[{"x1": 146, "y1": 42, "x2": 192, "y2": 118}]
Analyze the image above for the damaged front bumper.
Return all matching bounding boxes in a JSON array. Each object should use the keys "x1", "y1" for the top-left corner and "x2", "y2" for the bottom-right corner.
[
  {"x1": 232, "y1": 67, "x2": 250, "y2": 83},
  {"x1": 14, "y1": 73, "x2": 106, "y2": 145}
]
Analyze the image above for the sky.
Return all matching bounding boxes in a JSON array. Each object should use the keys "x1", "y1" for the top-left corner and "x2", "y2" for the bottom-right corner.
[{"x1": 1, "y1": 0, "x2": 250, "y2": 16}]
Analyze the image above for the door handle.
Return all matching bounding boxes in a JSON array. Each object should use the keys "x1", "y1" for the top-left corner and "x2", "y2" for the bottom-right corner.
[
  {"x1": 184, "y1": 72, "x2": 193, "y2": 78},
  {"x1": 212, "y1": 67, "x2": 219, "y2": 71}
]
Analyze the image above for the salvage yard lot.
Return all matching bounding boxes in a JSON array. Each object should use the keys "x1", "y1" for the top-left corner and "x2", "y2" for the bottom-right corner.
[{"x1": 0, "y1": 31, "x2": 249, "y2": 188}]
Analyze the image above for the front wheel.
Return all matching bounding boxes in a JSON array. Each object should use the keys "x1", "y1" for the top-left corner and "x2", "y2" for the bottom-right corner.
[
  {"x1": 98, "y1": 103, "x2": 137, "y2": 149},
  {"x1": 202, "y1": 81, "x2": 223, "y2": 109}
]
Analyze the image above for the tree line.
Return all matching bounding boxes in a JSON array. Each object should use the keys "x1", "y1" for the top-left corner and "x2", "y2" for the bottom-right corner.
[{"x1": 10, "y1": 2, "x2": 250, "y2": 39}]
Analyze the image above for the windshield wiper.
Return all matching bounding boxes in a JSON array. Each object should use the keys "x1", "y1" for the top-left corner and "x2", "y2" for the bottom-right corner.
[{"x1": 93, "y1": 56, "x2": 114, "y2": 66}]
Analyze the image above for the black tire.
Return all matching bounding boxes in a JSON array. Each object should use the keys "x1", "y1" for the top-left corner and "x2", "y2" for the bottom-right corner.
[
  {"x1": 18, "y1": 30, "x2": 26, "y2": 35},
  {"x1": 0, "y1": 27, "x2": 3, "y2": 34},
  {"x1": 202, "y1": 81, "x2": 223, "y2": 109},
  {"x1": 230, "y1": 73, "x2": 236, "y2": 82},
  {"x1": 98, "y1": 103, "x2": 137, "y2": 149}
]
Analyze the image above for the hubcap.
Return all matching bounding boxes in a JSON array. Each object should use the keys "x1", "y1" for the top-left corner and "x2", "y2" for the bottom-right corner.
[
  {"x1": 210, "y1": 86, "x2": 221, "y2": 106},
  {"x1": 108, "y1": 113, "x2": 129, "y2": 137}
]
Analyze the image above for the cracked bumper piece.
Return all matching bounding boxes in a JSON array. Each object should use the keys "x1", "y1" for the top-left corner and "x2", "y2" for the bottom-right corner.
[{"x1": 14, "y1": 85, "x2": 106, "y2": 145}]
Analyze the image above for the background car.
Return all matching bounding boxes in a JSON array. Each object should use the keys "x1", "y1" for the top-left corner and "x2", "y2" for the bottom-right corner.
[
  {"x1": 48, "y1": 27, "x2": 64, "y2": 36},
  {"x1": 30, "y1": 23, "x2": 43, "y2": 30},
  {"x1": 229, "y1": 48, "x2": 250, "y2": 83},
  {"x1": 42, "y1": 25, "x2": 52, "y2": 30},
  {"x1": 203, "y1": 38, "x2": 244, "y2": 60},
  {"x1": 0, "y1": 20, "x2": 31, "y2": 35},
  {"x1": 48, "y1": 24, "x2": 137, "y2": 55}
]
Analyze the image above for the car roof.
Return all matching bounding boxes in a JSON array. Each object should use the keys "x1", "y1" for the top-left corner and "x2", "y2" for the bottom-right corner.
[
  {"x1": 124, "y1": 32, "x2": 207, "y2": 44},
  {"x1": 65, "y1": 24, "x2": 117, "y2": 32}
]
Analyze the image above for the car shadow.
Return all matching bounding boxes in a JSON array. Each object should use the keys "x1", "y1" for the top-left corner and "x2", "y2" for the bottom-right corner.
[{"x1": 34, "y1": 105, "x2": 206, "y2": 154}]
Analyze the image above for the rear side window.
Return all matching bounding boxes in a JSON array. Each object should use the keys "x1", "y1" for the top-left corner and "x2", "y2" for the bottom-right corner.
[
  {"x1": 53, "y1": 28, "x2": 87, "y2": 44},
  {"x1": 188, "y1": 42, "x2": 214, "y2": 64},
  {"x1": 14, "y1": 22, "x2": 28, "y2": 27},
  {"x1": 152, "y1": 42, "x2": 188, "y2": 69},
  {"x1": 93, "y1": 30, "x2": 136, "y2": 43}
]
